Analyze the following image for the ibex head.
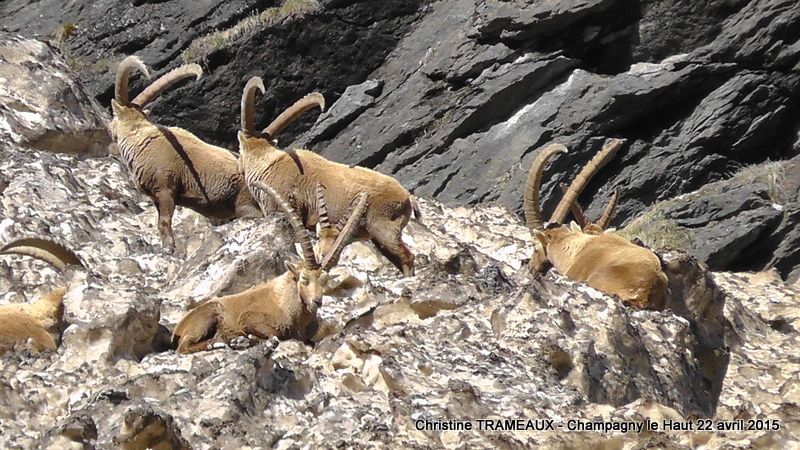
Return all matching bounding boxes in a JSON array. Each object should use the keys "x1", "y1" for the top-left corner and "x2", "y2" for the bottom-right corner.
[
  {"x1": 252, "y1": 182, "x2": 366, "y2": 313},
  {"x1": 524, "y1": 139, "x2": 623, "y2": 272},
  {"x1": 111, "y1": 56, "x2": 202, "y2": 132},
  {"x1": 238, "y1": 76, "x2": 325, "y2": 167}
]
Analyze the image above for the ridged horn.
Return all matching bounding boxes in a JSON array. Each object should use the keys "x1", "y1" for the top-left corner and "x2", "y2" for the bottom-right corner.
[
  {"x1": 523, "y1": 143, "x2": 568, "y2": 232},
  {"x1": 0, "y1": 238, "x2": 84, "y2": 272},
  {"x1": 115, "y1": 56, "x2": 150, "y2": 105},
  {"x1": 558, "y1": 182, "x2": 587, "y2": 228},
  {"x1": 263, "y1": 92, "x2": 325, "y2": 138},
  {"x1": 550, "y1": 138, "x2": 623, "y2": 225},
  {"x1": 251, "y1": 182, "x2": 319, "y2": 269},
  {"x1": 595, "y1": 188, "x2": 619, "y2": 230},
  {"x1": 316, "y1": 184, "x2": 331, "y2": 231},
  {"x1": 131, "y1": 64, "x2": 202, "y2": 108},
  {"x1": 320, "y1": 193, "x2": 368, "y2": 271},
  {"x1": 241, "y1": 77, "x2": 266, "y2": 136}
]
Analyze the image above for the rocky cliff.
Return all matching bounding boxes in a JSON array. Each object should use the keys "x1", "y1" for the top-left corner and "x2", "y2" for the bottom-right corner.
[
  {"x1": 2, "y1": 0, "x2": 798, "y2": 280},
  {"x1": 0, "y1": 0, "x2": 799, "y2": 448}
]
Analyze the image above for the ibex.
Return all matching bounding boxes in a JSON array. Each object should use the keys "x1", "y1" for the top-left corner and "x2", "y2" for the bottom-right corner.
[
  {"x1": 172, "y1": 183, "x2": 366, "y2": 354},
  {"x1": 524, "y1": 139, "x2": 667, "y2": 309},
  {"x1": 237, "y1": 77, "x2": 418, "y2": 276},
  {"x1": 0, "y1": 238, "x2": 84, "y2": 355},
  {"x1": 110, "y1": 56, "x2": 261, "y2": 251}
]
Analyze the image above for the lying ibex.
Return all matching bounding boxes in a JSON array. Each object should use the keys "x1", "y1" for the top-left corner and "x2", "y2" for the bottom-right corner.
[
  {"x1": 110, "y1": 56, "x2": 261, "y2": 251},
  {"x1": 524, "y1": 139, "x2": 667, "y2": 309},
  {"x1": 238, "y1": 77, "x2": 417, "y2": 276},
  {"x1": 0, "y1": 238, "x2": 84, "y2": 355},
  {"x1": 172, "y1": 183, "x2": 366, "y2": 354}
]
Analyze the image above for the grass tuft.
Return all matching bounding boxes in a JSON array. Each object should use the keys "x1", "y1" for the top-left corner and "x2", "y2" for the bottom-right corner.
[{"x1": 183, "y1": 0, "x2": 321, "y2": 63}]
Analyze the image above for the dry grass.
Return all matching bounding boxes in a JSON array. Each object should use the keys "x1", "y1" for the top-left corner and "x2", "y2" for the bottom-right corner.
[
  {"x1": 620, "y1": 159, "x2": 788, "y2": 250},
  {"x1": 620, "y1": 192, "x2": 698, "y2": 251},
  {"x1": 183, "y1": 0, "x2": 321, "y2": 63}
]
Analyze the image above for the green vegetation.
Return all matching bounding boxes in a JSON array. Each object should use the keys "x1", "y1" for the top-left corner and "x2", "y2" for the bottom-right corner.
[{"x1": 183, "y1": 0, "x2": 320, "y2": 63}]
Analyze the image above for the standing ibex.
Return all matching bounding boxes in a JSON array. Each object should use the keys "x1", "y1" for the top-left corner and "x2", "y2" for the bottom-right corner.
[
  {"x1": 110, "y1": 56, "x2": 261, "y2": 251},
  {"x1": 0, "y1": 238, "x2": 84, "y2": 355},
  {"x1": 237, "y1": 77, "x2": 417, "y2": 276},
  {"x1": 524, "y1": 139, "x2": 667, "y2": 309},
  {"x1": 172, "y1": 183, "x2": 366, "y2": 354}
]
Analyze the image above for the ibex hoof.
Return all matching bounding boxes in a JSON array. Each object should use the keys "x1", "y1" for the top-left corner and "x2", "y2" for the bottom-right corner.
[{"x1": 229, "y1": 336, "x2": 253, "y2": 350}]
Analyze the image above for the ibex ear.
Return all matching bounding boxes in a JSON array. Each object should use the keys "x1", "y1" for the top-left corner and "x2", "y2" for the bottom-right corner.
[
  {"x1": 568, "y1": 221, "x2": 581, "y2": 232},
  {"x1": 533, "y1": 229, "x2": 548, "y2": 246},
  {"x1": 284, "y1": 260, "x2": 303, "y2": 276}
]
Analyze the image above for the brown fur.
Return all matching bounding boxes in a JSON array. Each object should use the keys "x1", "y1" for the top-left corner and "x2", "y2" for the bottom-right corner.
[
  {"x1": 239, "y1": 135, "x2": 415, "y2": 276},
  {"x1": 111, "y1": 58, "x2": 261, "y2": 251},
  {"x1": 238, "y1": 81, "x2": 416, "y2": 276},
  {"x1": 532, "y1": 226, "x2": 667, "y2": 309},
  {"x1": 172, "y1": 185, "x2": 360, "y2": 354},
  {"x1": 172, "y1": 268, "x2": 330, "y2": 354},
  {"x1": 0, "y1": 287, "x2": 66, "y2": 355},
  {"x1": 525, "y1": 140, "x2": 668, "y2": 309}
]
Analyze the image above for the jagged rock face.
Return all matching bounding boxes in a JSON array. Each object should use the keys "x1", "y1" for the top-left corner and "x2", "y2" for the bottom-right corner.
[
  {"x1": 0, "y1": 33, "x2": 110, "y2": 155},
  {"x1": 625, "y1": 157, "x2": 800, "y2": 282},
  {"x1": 1, "y1": 136, "x2": 798, "y2": 447},
  {"x1": 0, "y1": 7, "x2": 799, "y2": 450},
  {"x1": 2, "y1": 0, "x2": 798, "y2": 277}
]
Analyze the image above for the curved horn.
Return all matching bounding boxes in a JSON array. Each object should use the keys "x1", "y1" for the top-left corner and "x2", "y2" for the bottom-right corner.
[
  {"x1": 263, "y1": 92, "x2": 325, "y2": 138},
  {"x1": 523, "y1": 143, "x2": 568, "y2": 232},
  {"x1": 549, "y1": 138, "x2": 623, "y2": 225},
  {"x1": 316, "y1": 184, "x2": 331, "y2": 232},
  {"x1": 251, "y1": 182, "x2": 319, "y2": 269},
  {"x1": 131, "y1": 64, "x2": 202, "y2": 108},
  {"x1": 595, "y1": 188, "x2": 619, "y2": 230},
  {"x1": 241, "y1": 77, "x2": 266, "y2": 136},
  {"x1": 0, "y1": 238, "x2": 84, "y2": 272},
  {"x1": 115, "y1": 56, "x2": 150, "y2": 105},
  {"x1": 558, "y1": 182, "x2": 587, "y2": 228},
  {"x1": 320, "y1": 193, "x2": 368, "y2": 271}
]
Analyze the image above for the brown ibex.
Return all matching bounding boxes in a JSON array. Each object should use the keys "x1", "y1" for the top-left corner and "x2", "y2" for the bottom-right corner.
[
  {"x1": 0, "y1": 238, "x2": 84, "y2": 355},
  {"x1": 110, "y1": 56, "x2": 261, "y2": 251},
  {"x1": 524, "y1": 139, "x2": 667, "y2": 309},
  {"x1": 172, "y1": 183, "x2": 367, "y2": 354},
  {"x1": 237, "y1": 77, "x2": 418, "y2": 276}
]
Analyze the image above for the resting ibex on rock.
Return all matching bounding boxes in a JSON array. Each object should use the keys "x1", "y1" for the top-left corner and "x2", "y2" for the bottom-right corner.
[
  {"x1": 0, "y1": 238, "x2": 84, "y2": 355},
  {"x1": 524, "y1": 139, "x2": 667, "y2": 309},
  {"x1": 238, "y1": 77, "x2": 418, "y2": 276},
  {"x1": 111, "y1": 56, "x2": 261, "y2": 251},
  {"x1": 172, "y1": 183, "x2": 366, "y2": 354}
]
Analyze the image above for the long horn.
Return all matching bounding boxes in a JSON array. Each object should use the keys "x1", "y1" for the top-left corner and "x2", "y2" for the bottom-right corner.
[
  {"x1": 320, "y1": 193, "x2": 368, "y2": 271},
  {"x1": 251, "y1": 182, "x2": 319, "y2": 269},
  {"x1": 549, "y1": 138, "x2": 623, "y2": 225},
  {"x1": 523, "y1": 143, "x2": 568, "y2": 232},
  {"x1": 241, "y1": 77, "x2": 266, "y2": 136},
  {"x1": 558, "y1": 182, "x2": 587, "y2": 228},
  {"x1": 0, "y1": 238, "x2": 84, "y2": 272},
  {"x1": 262, "y1": 92, "x2": 325, "y2": 138},
  {"x1": 316, "y1": 184, "x2": 331, "y2": 232},
  {"x1": 115, "y1": 56, "x2": 150, "y2": 105},
  {"x1": 131, "y1": 64, "x2": 202, "y2": 108},
  {"x1": 595, "y1": 188, "x2": 619, "y2": 230}
]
